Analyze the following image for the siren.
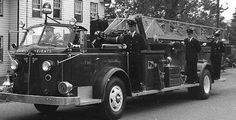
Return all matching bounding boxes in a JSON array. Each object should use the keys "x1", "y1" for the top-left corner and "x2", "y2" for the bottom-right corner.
[{"x1": 42, "y1": 2, "x2": 52, "y2": 14}]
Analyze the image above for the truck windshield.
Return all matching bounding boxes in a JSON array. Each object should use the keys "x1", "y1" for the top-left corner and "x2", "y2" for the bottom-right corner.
[
  {"x1": 39, "y1": 26, "x2": 71, "y2": 47},
  {"x1": 21, "y1": 26, "x2": 44, "y2": 46},
  {"x1": 21, "y1": 25, "x2": 72, "y2": 47}
]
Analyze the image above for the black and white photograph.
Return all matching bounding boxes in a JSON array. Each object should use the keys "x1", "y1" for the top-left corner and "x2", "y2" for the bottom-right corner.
[{"x1": 0, "y1": 0, "x2": 236, "y2": 120}]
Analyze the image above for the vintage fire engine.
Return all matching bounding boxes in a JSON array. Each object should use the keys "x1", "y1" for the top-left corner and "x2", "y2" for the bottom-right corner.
[{"x1": 0, "y1": 3, "x2": 227, "y2": 120}]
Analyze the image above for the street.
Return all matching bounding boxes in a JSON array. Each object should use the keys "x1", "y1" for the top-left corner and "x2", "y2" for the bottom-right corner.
[{"x1": 0, "y1": 68, "x2": 236, "y2": 120}]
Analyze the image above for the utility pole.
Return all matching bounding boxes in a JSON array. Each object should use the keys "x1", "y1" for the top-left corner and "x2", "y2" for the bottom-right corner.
[{"x1": 216, "y1": 0, "x2": 220, "y2": 27}]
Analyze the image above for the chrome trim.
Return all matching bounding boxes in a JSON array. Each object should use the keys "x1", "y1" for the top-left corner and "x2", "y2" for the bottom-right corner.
[
  {"x1": 58, "y1": 81, "x2": 73, "y2": 95},
  {"x1": 45, "y1": 74, "x2": 52, "y2": 81},
  {"x1": 132, "y1": 83, "x2": 200, "y2": 96},
  {"x1": 0, "y1": 92, "x2": 101, "y2": 106},
  {"x1": 71, "y1": 53, "x2": 124, "y2": 56}
]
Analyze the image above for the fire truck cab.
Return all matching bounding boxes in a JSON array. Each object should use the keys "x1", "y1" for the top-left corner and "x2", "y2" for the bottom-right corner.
[{"x1": 0, "y1": 4, "x2": 227, "y2": 120}]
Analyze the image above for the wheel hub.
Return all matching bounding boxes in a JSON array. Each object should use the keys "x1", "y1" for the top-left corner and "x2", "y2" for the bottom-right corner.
[
  {"x1": 109, "y1": 85, "x2": 123, "y2": 112},
  {"x1": 203, "y1": 75, "x2": 211, "y2": 94},
  {"x1": 116, "y1": 95, "x2": 121, "y2": 103}
]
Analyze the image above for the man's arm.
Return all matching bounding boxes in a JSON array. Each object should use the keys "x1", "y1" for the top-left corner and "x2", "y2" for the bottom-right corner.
[
  {"x1": 184, "y1": 38, "x2": 188, "y2": 44},
  {"x1": 219, "y1": 42, "x2": 225, "y2": 53},
  {"x1": 136, "y1": 34, "x2": 147, "y2": 50},
  {"x1": 194, "y1": 38, "x2": 201, "y2": 52}
]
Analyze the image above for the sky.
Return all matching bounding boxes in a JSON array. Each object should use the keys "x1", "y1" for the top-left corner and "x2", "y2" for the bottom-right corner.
[{"x1": 220, "y1": 0, "x2": 236, "y2": 23}]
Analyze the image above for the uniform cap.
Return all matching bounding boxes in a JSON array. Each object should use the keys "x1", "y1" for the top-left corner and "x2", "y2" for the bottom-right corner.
[{"x1": 186, "y1": 28, "x2": 194, "y2": 34}]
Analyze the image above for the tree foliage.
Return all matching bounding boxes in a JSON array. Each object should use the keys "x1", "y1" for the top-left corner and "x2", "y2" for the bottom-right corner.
[
  {"x1": 229, "y1": 11, "x2": 236, "y2": 45},
  {"x1": 105, "y1": 0, "x2": 227, "y2": 28}
]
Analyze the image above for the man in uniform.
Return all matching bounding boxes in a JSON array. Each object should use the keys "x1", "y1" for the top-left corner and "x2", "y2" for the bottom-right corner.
[
  {"x1": 184, "y1": 28, "x2": 201, "y2": 84},
  {"x1": 115, "y1": 19, "x2": 147, "y2": 90},
  {"x1": 208, "y1": 30, "x2": 225, "y2": 80},
  {"x1": 124, "y1": 19, "x2": 147, "y2": 90},
  {"x1": 99, "y1": 19, "x2": 147, "y2": 90}
]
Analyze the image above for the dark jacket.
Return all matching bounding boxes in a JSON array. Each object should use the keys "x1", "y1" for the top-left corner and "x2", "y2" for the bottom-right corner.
[
  {"x1": 207, "y1": 39, "x2": 225, "y2": 60},
  {"x1": 121, "y1": 31, "x2": 147, "y2": 54},
  {"x1": 184, "y1": 37, "x2": 201, "y2": 62}
]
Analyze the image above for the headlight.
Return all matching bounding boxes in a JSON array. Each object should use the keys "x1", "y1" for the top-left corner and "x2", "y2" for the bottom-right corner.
[
  {"x1": 58, "y1": 81, "x2": 73, "y2": 95},
  {"x1": 42, "y1": 60, "x2": 54, "y2": 72},
  {"x1": 11, "y1": 60, "x2": 19, "y2": 70}
]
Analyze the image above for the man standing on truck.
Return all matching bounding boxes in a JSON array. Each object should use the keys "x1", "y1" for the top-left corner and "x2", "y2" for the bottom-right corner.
[
  {"x1": 122, "y1": 19, "x2": 147, "y2": 90},
  {"x1": 207, "y1": 30, "x2": 225, "y2": 80},
  {"x1": 100, "y1": 18, "x2": 147, "y2": 90},
  {"x1": 184, "y1": 28, "x2": 201, "y2": 84}
]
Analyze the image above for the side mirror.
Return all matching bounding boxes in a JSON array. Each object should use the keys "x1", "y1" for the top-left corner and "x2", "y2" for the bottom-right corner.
[
  {"x1": 68, "y1": 42, "x2": 80, "y2": 49},
  {"x1": 11, "y1": 43, "x2": 18, "y2": 50},
  {"x1": 19, "y1": 21, "x2": 25, "y2": 29}
]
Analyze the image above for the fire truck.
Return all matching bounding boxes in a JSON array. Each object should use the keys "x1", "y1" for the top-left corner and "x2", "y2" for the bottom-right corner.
[{"x1": 0, "y1": 3, "x2": 227, "y2": 120}]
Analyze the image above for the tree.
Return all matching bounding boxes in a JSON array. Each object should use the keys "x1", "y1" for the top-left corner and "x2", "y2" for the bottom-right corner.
[
  {"x1": 229, "y1": 11, "x2": 236, "y2": 46},
  {"x1": 178, "y1": 0, "x2": 227, "y2": 27},
  {"x1": 105, "y1": 0, "x2": 227, "y2": 28}
]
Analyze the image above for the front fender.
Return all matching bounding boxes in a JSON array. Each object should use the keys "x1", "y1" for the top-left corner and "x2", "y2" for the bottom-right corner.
[{"x1": 92, "y1": 66, "x2": 131, "y2": 101}]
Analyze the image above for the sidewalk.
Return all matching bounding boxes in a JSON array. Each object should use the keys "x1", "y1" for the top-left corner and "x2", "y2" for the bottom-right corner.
[{"x1": 0, "y1": 76, "x2": 7, "y2": 103}]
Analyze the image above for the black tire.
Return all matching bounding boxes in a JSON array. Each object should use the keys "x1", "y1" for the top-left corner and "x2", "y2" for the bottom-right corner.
[
  {"x1": 34, "y1": 104, "x2": 58, "y2": 114},
  {"x1": 188, "y1": 69, "x2": 212, "y2": 99},
  {"x1": 100, "y1": 76, "x2": 126, "y2": 120}
]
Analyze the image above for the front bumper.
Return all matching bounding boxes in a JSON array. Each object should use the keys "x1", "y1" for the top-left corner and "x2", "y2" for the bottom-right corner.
[{"x1": 0, "y1": 92, "x2": 101, "y2": 106}]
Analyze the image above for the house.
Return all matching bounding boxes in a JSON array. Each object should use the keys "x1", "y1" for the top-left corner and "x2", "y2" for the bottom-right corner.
[{"x1": 0, "y1": 0, "x2": 110, "y2": 80}]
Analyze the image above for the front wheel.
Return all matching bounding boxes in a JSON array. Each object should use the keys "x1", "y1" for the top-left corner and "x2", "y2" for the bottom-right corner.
[
  {"x1": 34, "y1": 104, "x2": 58, "y2": 114},
  {"x1": 188, "y1": 69, "x2": 212, "y2": 99},
  {"x1": 100, "y1": 76, "x2": 126, "y2": 120}
]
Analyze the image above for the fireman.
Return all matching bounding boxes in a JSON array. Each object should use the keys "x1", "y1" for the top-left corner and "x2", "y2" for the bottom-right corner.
[
  {"x1": 99, "y1": 19, "x2": 147, "y2": 90},
  {"x1": 122, "y1": 19, "x2": 147, "y2": 90},
  {"x1": 207, "y1": 30, "x2": 225, "y2": 80},
  {"x1": 184, "y1": 28, "x2": 201, "y2": 84}
]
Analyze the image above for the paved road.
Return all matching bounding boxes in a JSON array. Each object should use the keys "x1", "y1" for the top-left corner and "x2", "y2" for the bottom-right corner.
[{"x1": 0, "y1": 68, "x2": 236, "y2": 120}]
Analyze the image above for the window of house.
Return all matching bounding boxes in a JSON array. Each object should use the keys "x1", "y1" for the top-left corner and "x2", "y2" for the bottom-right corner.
[
  {"x1": 75, "y1": 0, "x2": 83, "y2": 22},
  {"x1": 32, "y1": 0, "x2": 42, "y2": 18},
  {"x1": 0, "y1": 36, "x2": 3, "y2": 62},
  {"x1": 0, "y1": 0, "x2": 3, "y2": 16},
  {"x1": 90, "y1": 2, "x2": 98, "y2": 19},
  {"x1": 53, "y1": 0, "x2": 61, "y2": 19}
]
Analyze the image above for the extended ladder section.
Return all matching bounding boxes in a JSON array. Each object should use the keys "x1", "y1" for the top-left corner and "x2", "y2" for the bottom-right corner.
[
  {"x1": 104, "y1": 15, "x2": 227, "y2": 43},
  {"x1": 141, "y1": 16, "x2": 226, "y2": 43}
]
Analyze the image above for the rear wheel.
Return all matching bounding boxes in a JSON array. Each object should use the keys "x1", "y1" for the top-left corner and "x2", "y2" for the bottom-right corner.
[
  {"x1": 188, "y1": 69, "x2": 212, "y2": 99},
  {"x1": 34, "y1": 104, "x2": 58, "y2": 114},
  {"x1": 100, "y1": 76, "x2": 126, "y2": 120}
]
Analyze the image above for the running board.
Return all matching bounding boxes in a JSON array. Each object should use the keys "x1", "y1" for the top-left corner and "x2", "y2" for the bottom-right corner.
[{"x1": 132, "y1": 83, "x2": 200, "y2": 97}]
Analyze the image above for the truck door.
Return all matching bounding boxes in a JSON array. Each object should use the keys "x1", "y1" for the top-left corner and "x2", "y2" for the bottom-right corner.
[{"x1": 141, "y1": 51, "x2": 165, "y2": 90}]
